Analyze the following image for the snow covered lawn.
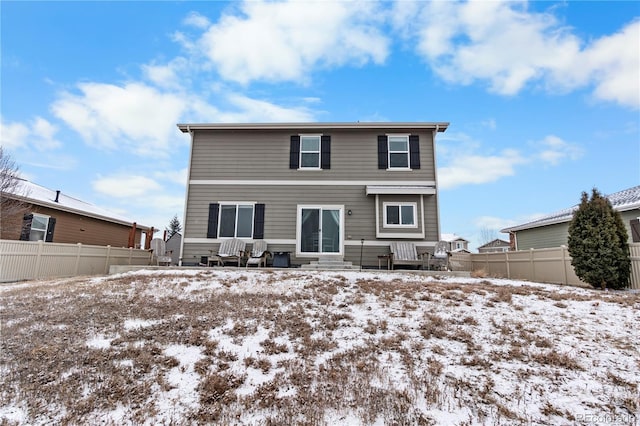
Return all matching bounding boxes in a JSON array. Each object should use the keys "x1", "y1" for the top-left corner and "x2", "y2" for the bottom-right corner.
[{"x1": 1, "y1": 269, "x2": 638, "y2": 425}]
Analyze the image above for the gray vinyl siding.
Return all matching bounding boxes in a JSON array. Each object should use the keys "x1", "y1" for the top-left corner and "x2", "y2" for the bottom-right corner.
[
  {"x1": 185, "y1": 185, "x2": 439, "y2": 239},
  {"x1": 515, "y1": 224, "x2": 570, "y2": 250},
  {"x1": 189, "y1": 129, "x2": 436, "y2": 182},
  {"x1": 182, "y1": 124, "x2": 442, "y2": 267},
  {"x1": 182, "y1": 185, "x2": 439, "y2": 266}
]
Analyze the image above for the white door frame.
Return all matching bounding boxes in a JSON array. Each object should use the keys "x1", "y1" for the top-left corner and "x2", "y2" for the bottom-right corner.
[{"x1": 296, "y1": 205, "x2": 344, "y2": 257}]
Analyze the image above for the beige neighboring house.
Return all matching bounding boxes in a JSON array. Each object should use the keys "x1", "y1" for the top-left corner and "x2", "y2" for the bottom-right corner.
[
  {"x1": 0, "y1": 178, "x2": 149, "y2": 248},
  {"x1": 177, "y1": 122, "x2": 449, "y2": 267},
  {"x1": 501, "y1": 185, "x2": 640, "y2": 250},
  {"x1": 441, "y1": 233, "x2": 470, "y2": 253},
  {"x1": 478, "y1": 238, "x2": 511, "y2": 253}
]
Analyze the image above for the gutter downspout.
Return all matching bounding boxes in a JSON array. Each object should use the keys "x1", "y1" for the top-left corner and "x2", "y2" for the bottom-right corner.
[
  {"x1": 178, "y1": 125, "x2": 193, "y2": 266},
  {"x1": 433, "y1": 124, "x2": 442, "y2": 244}
]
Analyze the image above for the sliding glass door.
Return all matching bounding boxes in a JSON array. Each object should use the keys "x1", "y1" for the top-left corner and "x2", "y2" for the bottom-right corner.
[{"x1": 298, "y1": 206, "x2": 343, "y2": 255}]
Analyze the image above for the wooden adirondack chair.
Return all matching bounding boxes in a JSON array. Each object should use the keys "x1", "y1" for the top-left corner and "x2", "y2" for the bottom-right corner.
[
  {"x1": 150, "y1": 238, "x2": 172, "y2": 266},
  {"x1": 208, "y1": 238, "x2": 246, "y2": 267},
  {"x1": 245, "y1": 240, "x2": 270, "y2": 268},
  {"x1": 428, "y1": 241, "x2": 450, "y2": 270},
  {"x1": 389, "y1": 242, "x2": 428, "y2": 270}
]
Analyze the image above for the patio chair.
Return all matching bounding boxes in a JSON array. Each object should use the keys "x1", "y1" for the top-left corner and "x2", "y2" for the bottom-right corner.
[
  {"x1": 389, "y1": 242, "x2": 429, "y2": 270},
  {"x1": 150, "y1": 238, "x2": 172, "y2": 266},
  {"x1": 245, "y1": 240, "x2": 270, "y2": 268},
  {"x1": 428, "y1": 241, "x2": 450, "y2": 271},
  {"x1": 208, "y1": 238, "x2": 246, "y2": 267}
]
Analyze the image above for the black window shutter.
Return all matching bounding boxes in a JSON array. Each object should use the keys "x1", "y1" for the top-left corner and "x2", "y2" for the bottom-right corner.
[
  {"x1": 45, "y1": 217, "x2": 56, "y2": 242},
  {"x1": 409, "y1": 135, "x2": 420, "y2": 169},
  {"x1": 19, "y1": 213, "x2": 33, "y2": 241},
  {"x1": 631, "y1": 219, "x2": 640, "y2": 243},
  {"x1": 320, "y1": 135, "x2": 331, "y2": 169},
  {"x1": 377, "y1": 135, "x2": 388, "y2": 169},
  {"x1": 253, "y1": 203, "x2": 265, "y2": 239},
  {"x1": 207, "y1": 203, "x2": 219, "y2": 239},
  {"x1": 289, "y1": 136, "x2": 300, "y2": 169}
]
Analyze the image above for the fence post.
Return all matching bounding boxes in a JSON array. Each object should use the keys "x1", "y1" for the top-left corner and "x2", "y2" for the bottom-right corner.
[
  {"x1": 34, "y1": 240, "x2": 44, "y2": 279},
  {"x1": 505, "y1": 251, "x2": 511, "y2": 279},
  {"x1": 105, "y1": 245, "x2": 112, "y2": 274},
  {"x1": 529, "y1": 248, "x2": 535, "y2": 282},
  {"x1": 75, "y1": 243, "x2": 82, "y2": 275},
  {"x1": 560, "y1": 245, "x2": 568, "y2": 285}
]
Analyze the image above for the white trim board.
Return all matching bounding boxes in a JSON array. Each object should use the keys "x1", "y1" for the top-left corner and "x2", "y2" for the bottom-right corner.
[{"x1": 190, "y1": 180, "x2": 437, "y2": 187}]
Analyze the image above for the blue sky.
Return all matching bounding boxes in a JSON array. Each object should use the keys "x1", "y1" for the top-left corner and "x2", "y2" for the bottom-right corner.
[{"x1": 2, "y1": 1, "x2": 639, "y2": 250}]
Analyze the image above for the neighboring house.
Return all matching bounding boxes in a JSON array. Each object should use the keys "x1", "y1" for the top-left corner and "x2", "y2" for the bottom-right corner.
[
  {"x1": 178, "y1": 122, "x2": 449, "y2": 267},
  {"x1": 165, "y1": 232, "x2": 182, "y2": 266},
  {"x1": 441, "y1": 233, "x2": 471, "y2": 253},
  {"x1": 501, "y1": 185, "x2": 640, "y2": 250},
  {"x1": 1, "y1": 178, "x2": 149, "y2": 247},
  {"x1": 478, "y1": 238, "x2": 511, "y2": 253}
]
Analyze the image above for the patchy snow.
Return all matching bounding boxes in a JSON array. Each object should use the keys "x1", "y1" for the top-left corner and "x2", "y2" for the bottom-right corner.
[{"x1": 1, "y1": 269, "x2": 638, "y2": 425}]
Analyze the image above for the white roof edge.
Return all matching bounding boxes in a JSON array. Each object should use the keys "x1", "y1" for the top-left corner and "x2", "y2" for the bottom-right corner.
[
  {"x1": 177, "y1": 122, "x2": 450, "y2": 132},
  {"x1": 366, "y1": 185, "x2": 437, "y2": 195}
]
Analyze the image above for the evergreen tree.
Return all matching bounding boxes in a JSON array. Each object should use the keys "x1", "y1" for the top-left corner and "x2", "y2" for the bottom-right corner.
[
  {"x1": 166, "y1": 215, "x2": 182, "y2": 239},
  {"x1": 567, "y1": 188, "x2": 630, "y2": 289}
]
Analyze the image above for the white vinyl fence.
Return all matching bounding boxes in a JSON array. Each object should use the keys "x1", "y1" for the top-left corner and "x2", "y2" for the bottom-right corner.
[
  {"x1": 0, "y1": 240, "x2": 152, "y2": 283},
  {"x1": 450, "y1": 243, "x2": 640, "y2": 290}
]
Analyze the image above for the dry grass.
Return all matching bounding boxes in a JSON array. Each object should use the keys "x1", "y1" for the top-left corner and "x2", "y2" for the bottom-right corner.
[{"x1": 1, "y1": 270, "x2": 639, "y2": 425}]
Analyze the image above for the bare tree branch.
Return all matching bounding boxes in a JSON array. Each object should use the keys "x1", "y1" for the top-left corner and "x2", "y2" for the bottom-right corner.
[{"x1": 0, "y1": 147, "x2": 30, "y2": 236}]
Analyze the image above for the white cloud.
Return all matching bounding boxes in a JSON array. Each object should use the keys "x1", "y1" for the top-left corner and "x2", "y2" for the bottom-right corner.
[
  {"x1": 155, "y1": 168, "x2": 188, "y2": 186},
  {"x1": 51, "y1": 82, "x2": 188, "y2": 156},
  {"x1": 197, "y1": 0, "x2": 389, "y2": 84},
  {"x1": 142, "y1": 57, "x2": 190, "y2": 89},
  {"x1": 221, "y1": 94, "x2": 316, "y2": 122},
  {"x1": 438, "y1": 149, "x2": 526, "y2": 189},
  {"x1": 183, "y1": 11, "x2": 210, "y2": 29},
  {"x1": 397, "y1": 1, "x2": 639, "y2": 108},
  {"x1": 0, "y1": 119, "x2": 29, "y2": 150},
  {"x1": 93, "y1": 174, "x2": 162, "y2": 198},
  {"x1": 535, "y1": 135, "x2": 584, "y2": 166},
  {"x1": 0, "y1": 116, "x2": 62, "y2": 151},
  {"x1": 581, "y1": 20, "x2": 640, "y2": 108},
  {"x1": 437, "y1": 131, "x2": 583, "y2": 189}
]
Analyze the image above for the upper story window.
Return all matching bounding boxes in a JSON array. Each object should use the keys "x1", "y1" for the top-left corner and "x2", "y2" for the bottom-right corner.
[
  {"x1": 219, "y1": 203, "x2": 254, "y2": 238},
  {"x1": 300, "y1": 135, "x2": 321, "y2": 169},
  {"x1": 388, "y1": 135, "x2": 410, "y2": 169},
  {"x1": 383, "y1": 202, "x2": 417, "y2": 228},
  {"x1": 290, "y1": 135, "x2": 331, "y2": 170},
  {"x1": 378, "y1": 134, "x2": 421, "y2": 170}
]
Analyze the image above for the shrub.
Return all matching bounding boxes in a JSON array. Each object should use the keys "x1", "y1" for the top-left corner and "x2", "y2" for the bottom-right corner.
[{"x1": 567, "y1": 188, "x2": 630, "y2": 289}]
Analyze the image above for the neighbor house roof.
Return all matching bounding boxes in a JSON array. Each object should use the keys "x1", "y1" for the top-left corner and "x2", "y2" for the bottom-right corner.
[
  {"x1": 177, "y1": 122, "x2": 449, "y2": 132},
  {"x1": 3, "y1": 178, "x2": 147, "y2": 229},
  {"x1": 441, "y1": 233, "x2": 469, "y2": 243},
  {"x1": 478, "y1": 239, "x2": 510, "y2": 249},
  {"x1": 501, "y1": 185, "x2": 640, "y2": 233}
]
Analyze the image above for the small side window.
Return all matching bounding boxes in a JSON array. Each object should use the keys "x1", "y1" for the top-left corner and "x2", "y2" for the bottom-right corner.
[{"x1": 383, "y1": 203, "x2": 416, "y2": 227}]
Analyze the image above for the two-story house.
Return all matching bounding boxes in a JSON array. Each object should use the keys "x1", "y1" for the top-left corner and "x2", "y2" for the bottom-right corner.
[{"x1": 177, "y1": 122, "x2": 449, "y2": 267}]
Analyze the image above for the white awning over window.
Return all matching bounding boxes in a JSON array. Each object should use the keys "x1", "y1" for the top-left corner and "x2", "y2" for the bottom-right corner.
[{"x1": 365, "y1": 185, "x2": 436, "y2": 195}]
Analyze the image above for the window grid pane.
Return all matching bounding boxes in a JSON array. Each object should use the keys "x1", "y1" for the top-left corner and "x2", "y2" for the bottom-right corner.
[
  {"x1": 386, "y1": 205, "x2": 400, "y2": 225},
  {"x1": 219, "y1": 206, "x2": 237, "y2": 238},
  {"x1": 389, "y1": 153, "x2": 408, "y2": 168},
  {"x1": 236, "y1": 205, "x2": 253, "y2": 238},
  {"x1": 301, "y1": 153, "x2": 320, "y2": 168},
  {"x1": 401, "y1": 205, "x2": 414, "y2": 225}
]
